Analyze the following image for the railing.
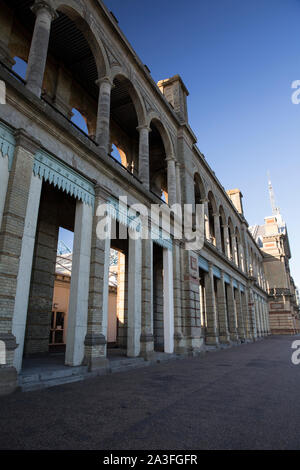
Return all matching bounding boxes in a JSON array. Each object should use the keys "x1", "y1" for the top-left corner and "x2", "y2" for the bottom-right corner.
[{"x1": 108, "y1": 152, "x2": 142, "y2": 184}]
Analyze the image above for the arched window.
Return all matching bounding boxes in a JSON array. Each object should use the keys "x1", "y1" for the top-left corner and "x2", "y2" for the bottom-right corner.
[
  {"x1": 219, "y1": 206, "x2": 226, "y2": 255},
  {"x1": 207, "y1": 192, "x2": 217, "y2": 246},
  {"x1": 228, "y1": 218, "x2": 234, "y2": 260},
  {"x1": 12, "y1": 57, "x2": 27, "y2": 80},
  {"x1": 149, "y1": 119, "x2": 173, "y2": 203},
  {"x1": 71, "y1": 108, "x2": 89, "y2": 135}
]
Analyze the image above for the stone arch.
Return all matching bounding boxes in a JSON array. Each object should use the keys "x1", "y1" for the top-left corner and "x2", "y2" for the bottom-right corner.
[
  {"x1": 194, "y1": 172, "x2": 206, "y2": 205},
  {"x1": 111, "y1": 71, "x2": 147, "y2": 127},
  {"x1": 148, "y1": 115, "x2": 175, "y2": 159},
  {"x1": 148, "y1": 117, "x2": 175, "y2": 201},
  {"x1": 54, "y1": 3, "x2": 109, "y2": 79}
]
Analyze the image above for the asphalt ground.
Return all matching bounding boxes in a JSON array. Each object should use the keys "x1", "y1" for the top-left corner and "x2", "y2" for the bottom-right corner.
[{"x1": 0, "y1": 335, "x2": 299, "y2": 450}]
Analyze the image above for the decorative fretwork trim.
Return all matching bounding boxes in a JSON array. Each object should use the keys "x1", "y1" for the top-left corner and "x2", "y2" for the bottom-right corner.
[
  {"x1": 0, "y1": 121, "x2": 15, "y2": 171},
  {"x1": 107, "y1": 196, "x2": 173, "y2": 250},
  {"x1": 33, "y1": 150, "x2": 95, "y2": 207}
]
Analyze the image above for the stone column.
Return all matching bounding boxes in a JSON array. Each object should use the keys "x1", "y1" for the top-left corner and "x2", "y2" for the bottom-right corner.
[
  {"x1": 26, "y1": 1, "x2": 57, "y2": 97},
  {"x1": 127, "y1": 234, "x2": 142, "y2": 357},
  {"x1": 173, "y1": 243, "x2": 184, "y2": 353},
  {"x1": 226, "y1": 280, "x2": 239, "y2": 342},
  {"x1": 231, "y1": 234, "x2": 238, "y2": 265},
  {"x1": 265, "y1": 301, "x2": 271, "y2": 334},
  {"x1": 241, "y1": 289, "x2": 252, "y2": 341},
  {"x1": 0, "y1": 130, "x2": 40, "y2": 394},
  {"x1": 137, "y1": 125, "x2": 150, "y2": 189},
  {"x1": 223, "y1": 224, "x2": 230, "y2": 258},
  {"x1": 65, "y1": 201, "x2": 93, "y2": 367},
  {"x1": 216, "y1": 273, "x2": 230, "y2": 344},
  {"x1": 175, "y1": 162, "x2": 182, "y2": 205},
  {"x1": 163, "y1": 248, "x2": 175, "y2": 353},
  {"x1": 236, "y1": 286, "x2": 246, "y2": 341},
  {"x1": 84, "y1": 194, "x2": 111, "y2": 371},
  {"x1": 259, "y1": 298, "x2": 266, "y2": 336},
  {"x1": 254, "y1": 297, "x2": 261, "y2": 338},
  {"x1": 204, "y1": 263, "x2": 219, "y2": 346},
  {"x1": 0, "y1": 3, "x2": 15, "y2": 68},
  {"x1": 0, "y1": 151, "x2": 10, "y2": 230},
  {"x1": 12, "y1": 174, "x2": 42, "y2": 372},
  {"x1": 24, "y1": 194, "x2": 59, "y2": 356},
  {"x1": 248, "y1": 288, "x2": 257, "y2": 340},
  {"x1": 140, "y1": 238, "x2": 154, "y2": 358},
  {"x1": 166, "y1": 157, "x2": 177, "y2": 206},
  {"x1": 213, "y1": 213, "x2": 221, "y2": 251},
  {"x1": 202, "y1": 198, "x2": 210, "y2": 240},
  {"x1": 95, "y1": 76, "x2": 114, "y2": 154}
]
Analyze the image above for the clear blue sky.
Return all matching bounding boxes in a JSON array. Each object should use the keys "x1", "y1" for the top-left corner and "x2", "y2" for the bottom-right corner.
[
  {"x1": 103, "y1": 0, "x2": 300, "y2": 286},
  {"x1": 12, "y1": 0, "x2": 300, "y2": 286}
]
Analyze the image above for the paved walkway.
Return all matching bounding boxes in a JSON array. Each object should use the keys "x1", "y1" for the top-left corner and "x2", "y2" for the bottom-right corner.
[{"x1": 0, "y1": 335, "x2": 300, "y2": 450}]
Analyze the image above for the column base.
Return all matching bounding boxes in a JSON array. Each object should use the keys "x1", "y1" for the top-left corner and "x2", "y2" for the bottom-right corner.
[
  {"x1": 230, "y1": 332, "x2": 240, "y2": 342},
  {"x1": 0, "y1": 367, "x2": 18, "y2": 396},
  {"x1": 219, "y1": 333, "x2": 231, "y2": 345},
  {"x1": 140, "y1": 334, "x2": 154, "y2": 359},
  {"x1": 205, "y1": 335, "x2": 219, "y2": 346},
  {"x1": 87, "y1": 357, "x2": 110, "y2": 373}
]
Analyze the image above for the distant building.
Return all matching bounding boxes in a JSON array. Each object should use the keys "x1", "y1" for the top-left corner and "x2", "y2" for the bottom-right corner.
[{"x1": 250, "y1": 180, "x2": 300, "y2": 334}]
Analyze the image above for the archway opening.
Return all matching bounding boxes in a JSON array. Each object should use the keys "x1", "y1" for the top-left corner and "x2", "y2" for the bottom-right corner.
[
  {"x1": 149, "y1": 121, "x2": 168, "y2": 202},
  {"x1": 110, "y1": 75, "x2": 140, "y2": 176}
]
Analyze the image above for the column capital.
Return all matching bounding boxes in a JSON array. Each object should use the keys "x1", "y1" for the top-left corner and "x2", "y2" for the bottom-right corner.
[
  {"x1": 95, "y1": 76, "x2": 114, "y2": 88},
  {"x1": 31, "y1": 1, "x2": 58, "y2": 20},
  {"x1": 165, "y1": 155, "x2": 176, "y2": 163},
  {"x1": 136, "y1": 124, "x2": 151, "y2": 133}
]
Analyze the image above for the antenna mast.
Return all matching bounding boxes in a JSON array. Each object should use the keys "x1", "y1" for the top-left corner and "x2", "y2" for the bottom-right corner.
[{"x1": 267, "y1": 171, "x2": 279, "y2": 216}]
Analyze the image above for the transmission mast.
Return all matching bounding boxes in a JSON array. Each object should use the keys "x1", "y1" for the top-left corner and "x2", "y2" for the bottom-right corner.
[{"x1": 267, "y1": 171, "x2": 280, "y2": 216}]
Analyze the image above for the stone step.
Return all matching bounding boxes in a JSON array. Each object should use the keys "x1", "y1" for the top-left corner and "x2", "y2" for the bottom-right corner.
[
  {"x1": 20, "y1": 373, "x2": 88, "y2": 392},
  {"x1": 19, "y1": 365, "x2": 88, "y2": 391}
]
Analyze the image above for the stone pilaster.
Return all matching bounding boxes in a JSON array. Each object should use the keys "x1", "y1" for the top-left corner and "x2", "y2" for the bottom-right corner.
[
  {"x1": 181, "y1": 251, "x2": 203, "y2": 353},
  {"x1": 173, "y1": 243, "x2": 184, "y2": 353},
  {"x1": 140, "y1": 238, "x2": 154, "y2": 358},
  {"x1": 127, "y1": 235, "x2": 142, "y2": 357},
  {"x1": 241, "y1": 289, "x2": 252, "y2": 341},
  {"x1": 226, "y1": 280, "x2": 239, "y2": 342},
  {"x1": 216, "y1": 273, "x2": 230, "y2": 344},
  {"x1": 204, "y1": 263, "x2": 219, "y2": 346},
  {"x1": 248, "y1": 288, "x2": 257, "y2": 340},
  {"x1": 236, "y1": 285, "x2": 246, "y2": 342},
  {"x1": 84, "y1": 189, "x2": 110, "y2": 371},
  {"x1": 0, "y1": 130, "x2": 40, "y2": 393}
]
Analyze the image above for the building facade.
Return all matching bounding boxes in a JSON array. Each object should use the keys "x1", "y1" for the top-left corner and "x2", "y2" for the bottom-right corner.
[
  {"x1": 0, "y1": 0, "x2": 270, "y2": 395},
  {"x1": 250, "y1": 211, "x2": 300, "y2": 335}
]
